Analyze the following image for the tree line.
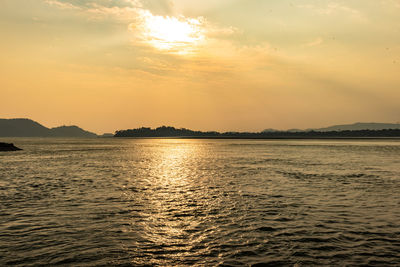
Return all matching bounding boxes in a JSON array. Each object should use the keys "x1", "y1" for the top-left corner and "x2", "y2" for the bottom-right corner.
[{"x1": 114, "y1": 126, "x2": 400, "y2": 138}]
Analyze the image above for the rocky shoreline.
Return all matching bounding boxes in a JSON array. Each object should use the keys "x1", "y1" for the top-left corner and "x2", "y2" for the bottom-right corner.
[{"x1": 0, "y1": 142, "x2": 22, "y2": 151}]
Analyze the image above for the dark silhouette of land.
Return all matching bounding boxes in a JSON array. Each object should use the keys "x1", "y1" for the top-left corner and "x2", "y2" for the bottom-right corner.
[
  {"x1": 0, "y1": 142, "x2": 22, "y2": 151},
  {"x1": 115, "y1": 126, "x2": 400, "y2": 139},
  {"x1": 0, "y1": 119, "x2": 97, "y2": 138},
  {"x1": 2, "y1": 119, "x2": 400, "y2": 139},
  {"x1": 263, "y1": 122, "x2": 400, "y2": 133},
  {"x1": 313, "y1": 122, "x2": 400, "y2": 132}
]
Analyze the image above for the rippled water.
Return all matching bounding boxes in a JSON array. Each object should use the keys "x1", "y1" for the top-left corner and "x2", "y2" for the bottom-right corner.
[{"x1": 1, "y1": 138, "x2": 400, "y2": 266}]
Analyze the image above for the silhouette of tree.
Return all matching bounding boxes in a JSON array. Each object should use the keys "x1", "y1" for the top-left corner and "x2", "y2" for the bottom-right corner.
[{"x1": 114, "y1": 127, "x2": 400, "y2": 138}]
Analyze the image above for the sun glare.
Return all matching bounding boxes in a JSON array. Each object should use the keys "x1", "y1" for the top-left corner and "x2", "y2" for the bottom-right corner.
[{"x1": 133, "y1": 11, "x2": 206, "y2": 54}]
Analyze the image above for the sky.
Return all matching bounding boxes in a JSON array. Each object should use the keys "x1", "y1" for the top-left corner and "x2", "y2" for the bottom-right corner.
[{"x1": 1, "y1": 0, "x2": 399, "y2": 134}]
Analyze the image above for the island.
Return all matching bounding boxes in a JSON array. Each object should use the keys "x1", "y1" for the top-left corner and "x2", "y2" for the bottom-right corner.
[
  {"x1": 0, "y1": 142, "x2": 22, "y2": 151},
  {"x1": 114, "y1": 126, "x2": 400, "y2": 139}
]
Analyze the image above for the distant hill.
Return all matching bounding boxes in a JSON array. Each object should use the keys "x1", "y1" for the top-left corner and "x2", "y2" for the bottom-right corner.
[
  {"x1": 49, "y1": 125, "x2": 97, "y2": 138},
  {"x1": 262, "y1": 128, "x2": 306, "y2": 133},
  {"x1": 263, "y1": 122, "x2": 400, "y2": 133},
  {"x1": 0, "y1": 119, "x2": 97, "y2": 138},
  {"x1": 99, "y1": 133, "x2": 114, "y2": 138},
  {"x1": 312, "y1": 122, "x2": 400, "y2": 132},
  {"x1": 262, "y1": 128, "x2": 280, "y2": 133}
]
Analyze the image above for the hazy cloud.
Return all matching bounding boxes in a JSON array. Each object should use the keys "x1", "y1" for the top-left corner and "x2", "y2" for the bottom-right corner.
[
  {"x1": 140, "y1": 0, "x2": 173, "y2": 15},
  {"x1": 304, "y1": 37, "x2": 324, "y2": 47},
  {"x1": 44, "y1": 0, "x2": 173, "y2": 15},
  {"x1": 298, "y1": 2, "x2": 365, "y2": 21},
  {"x1": 45, "y1": 0, "x2": 238, "y2": 55},
  {"x1": 45, "y1": 0, "x2": 81, "y2": 10}
]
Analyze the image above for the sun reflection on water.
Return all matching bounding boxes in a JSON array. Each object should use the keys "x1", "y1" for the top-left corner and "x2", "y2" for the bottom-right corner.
[
  {"x1": 138, "y1": 140, "x2": 208, "y2": 255},
  {"x1": 155, "y1": 140, "x2": 193, "y2": 186}
]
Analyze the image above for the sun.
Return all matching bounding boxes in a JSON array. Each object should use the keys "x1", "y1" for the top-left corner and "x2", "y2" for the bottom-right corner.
[{"x1": 132, "y1": 11, "x2": 206, "y2": 54}]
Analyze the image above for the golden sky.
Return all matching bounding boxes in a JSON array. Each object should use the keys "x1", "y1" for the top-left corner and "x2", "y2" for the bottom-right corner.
[{"x1": 1, "y1": 0, "x2": 399, "y2": 134}]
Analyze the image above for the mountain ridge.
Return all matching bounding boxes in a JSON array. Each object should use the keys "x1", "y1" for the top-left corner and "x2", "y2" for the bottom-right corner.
[
  {"x1": 263, "y1": 122, "x2": 400, "y2": 133},
  {"x1": 311, "y1": 122, "x2": 400, "y2": 132},
  {"x1": 0, "y1": 118, "x2": 97, "y2": 137}
]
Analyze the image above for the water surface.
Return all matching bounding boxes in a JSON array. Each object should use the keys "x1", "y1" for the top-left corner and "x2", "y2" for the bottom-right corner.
[{"x1": 1, "y1": 138, "x2": 399, "y2": 266}]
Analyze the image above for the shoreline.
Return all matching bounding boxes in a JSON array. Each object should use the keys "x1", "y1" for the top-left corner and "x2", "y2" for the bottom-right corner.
[
  {"x1": 113, "y1": 136, "x2": 400, "y2": 140},
  {"x1": 2, "y1": 136, "x2": 400, "y2": 141}
]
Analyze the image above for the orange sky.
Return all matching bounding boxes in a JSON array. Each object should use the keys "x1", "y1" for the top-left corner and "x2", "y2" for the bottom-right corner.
[{"x1": 1, "y1": 0, "x2": 399, "y2": 134}]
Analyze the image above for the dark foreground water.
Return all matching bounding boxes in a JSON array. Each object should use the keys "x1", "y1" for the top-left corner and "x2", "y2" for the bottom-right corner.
[{"x1": 0, "y1": 138, "x2": 399, "y2": 266}]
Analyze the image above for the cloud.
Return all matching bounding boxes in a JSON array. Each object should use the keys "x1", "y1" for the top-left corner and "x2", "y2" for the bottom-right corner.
[
  {"x1": 44, "y1": 0, "x2": 173, "y2": 15},
  {"x1": 140, "y1": 0, "x2": 173, "y2": 15},
  {"x1": 128, "y1": 10, "x2": 206, "y2": 54},
  {"x1": 45, "y1": 0, "x2": 238, "y2": 56},
  {"x1": 127, "y1": 10, "x2": 238, "y2": 55},
  {"x1": 298, "y1": 2, "x2": 365, "y2": 21},
  {"x1": 304, "y1": 37, "x2": 324, "y2": 47},
  {"x1": 39, "y1": 0, "x2": 277, "y2": 80},
  {"x1": 45, "y1": 0, "x2": 81, "y2": 10}
]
